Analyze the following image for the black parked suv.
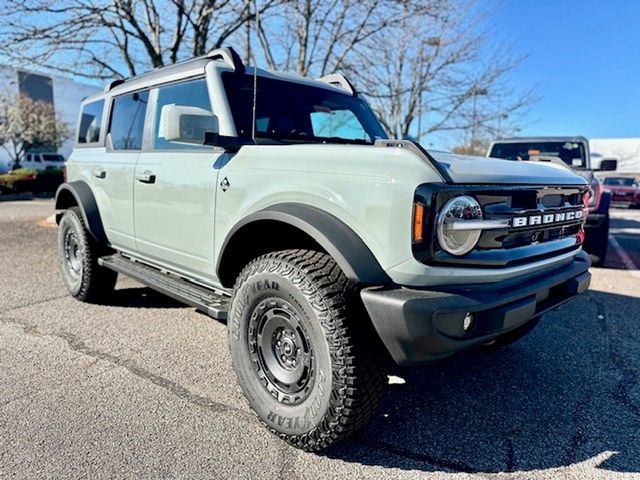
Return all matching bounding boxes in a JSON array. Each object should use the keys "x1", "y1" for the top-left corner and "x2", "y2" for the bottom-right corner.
[{"x1": 488, "y1": 137, "x2": 616, "y2": 266}]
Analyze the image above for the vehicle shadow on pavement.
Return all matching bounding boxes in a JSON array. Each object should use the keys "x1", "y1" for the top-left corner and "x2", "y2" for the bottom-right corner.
[
  {"x1": 324, "y1": 289, "x2": 640, "y2": 475},
  {"x1": 104, "y1": 287, "x2": 189, "y2": 309}
]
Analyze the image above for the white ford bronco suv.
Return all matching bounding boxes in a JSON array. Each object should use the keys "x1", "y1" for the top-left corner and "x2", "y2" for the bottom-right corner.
[{"x1": 56, "y1": 47, "x2": 591, "y2": 451}]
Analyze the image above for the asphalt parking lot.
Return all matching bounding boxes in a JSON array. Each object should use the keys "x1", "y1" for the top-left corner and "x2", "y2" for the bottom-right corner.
[{"x1": 1, "y1": 200, "x2": 639, "y2": 479}]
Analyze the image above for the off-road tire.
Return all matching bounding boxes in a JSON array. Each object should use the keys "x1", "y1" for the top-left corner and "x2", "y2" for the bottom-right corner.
[
  {"x1": 58, "y1": 207, "x2": 117, "y2": 302},
  {"x1": 482, "y1": 317, "x2": 541, "y2": 350},
  {"x1": 228, "y1": 249, "x2": 387, "y2": 451}
]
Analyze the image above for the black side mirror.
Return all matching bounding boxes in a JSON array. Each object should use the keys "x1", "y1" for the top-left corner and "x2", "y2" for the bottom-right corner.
[{"x1": 599, "y1": 159, "x2": 617, "y2": 171}]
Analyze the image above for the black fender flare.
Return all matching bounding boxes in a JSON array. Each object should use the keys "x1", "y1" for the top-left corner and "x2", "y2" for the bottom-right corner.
[
  {"x1": 55, "y1": 181, "x2": 109, "y2": 245},
  {"x1": 216, "y1": 203, "x2": 392, "y2": 286}
]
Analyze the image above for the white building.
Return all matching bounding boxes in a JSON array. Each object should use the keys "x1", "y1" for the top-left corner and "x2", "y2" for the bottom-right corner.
[
  {"x1": 590, "y1": 138, "x2": 640, "y2": 173},
  {"x1": 0, "y1": 66, "x2": 101, "y2": 170}
]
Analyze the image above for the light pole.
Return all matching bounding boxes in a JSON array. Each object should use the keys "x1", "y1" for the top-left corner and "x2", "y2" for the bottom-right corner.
[
  {"x1": 497, "y1": 113, "x2": 508, "y2": 139},
  {"x1": 470, "y1": 87, "x2": 487, "y2": 153},
  {"x1": 416, "y1": 37, "x2": 441, "y2": 144}
]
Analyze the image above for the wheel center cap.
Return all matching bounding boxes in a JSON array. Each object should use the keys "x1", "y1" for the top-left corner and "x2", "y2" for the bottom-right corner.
[{"x1": 248, "y1": 298, "x2": 315, "y2": 405}]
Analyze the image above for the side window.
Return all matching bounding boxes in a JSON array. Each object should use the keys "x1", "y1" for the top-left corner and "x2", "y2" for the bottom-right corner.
[
  {"x1": 153, "y1": 79, "x2": 214, "y2": 150},
  {"x1": 34, "y1": 155, "x2": 41, "y2": 163},
  {"x1": 310, "y1": 109, "x2": 368, "y2": 141},
  {"x1": 109, "y1": 91, "x2": 149, "y2": 150},
  {"x1": 78, "y1": 100, "x2": 104, "y2": 144}
]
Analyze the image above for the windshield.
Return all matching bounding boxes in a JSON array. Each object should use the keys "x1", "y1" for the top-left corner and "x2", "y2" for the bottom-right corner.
[
  {"x1": 221, "y1": 72, "x2": 387, "y2": 145},
  {"x1": 489, "y1": 141, "x2": 587, "y2": 168},
  {"x1": 604, "y1": 177, "x2": 637, "y2": 187},
  {"x1": 42, "y1": 154, "x2": 64, "y2": 162}
]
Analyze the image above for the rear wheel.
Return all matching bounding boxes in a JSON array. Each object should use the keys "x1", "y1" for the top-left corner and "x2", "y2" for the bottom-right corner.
[
  {"x1": 58, "y1": 207, "x2": 117, "y2": 302},
  {"x1": 228, "y1": 249, "x2": 387, "y2": 451}
]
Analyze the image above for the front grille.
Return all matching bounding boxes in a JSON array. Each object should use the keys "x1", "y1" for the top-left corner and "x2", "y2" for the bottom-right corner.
[{"x1": 413, "y1": 184, "x2": 588, "y2": 268}]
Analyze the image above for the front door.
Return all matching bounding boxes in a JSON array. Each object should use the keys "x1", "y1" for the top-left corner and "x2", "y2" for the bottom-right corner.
[{"x1": 133, "y1": 78, "x2": 222, "y2": 284}]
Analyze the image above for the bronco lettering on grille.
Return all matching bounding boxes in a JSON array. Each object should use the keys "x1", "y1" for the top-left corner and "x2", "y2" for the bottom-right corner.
[{"x1": 511, "y1": 209, "x2": 583, "y2": 228}]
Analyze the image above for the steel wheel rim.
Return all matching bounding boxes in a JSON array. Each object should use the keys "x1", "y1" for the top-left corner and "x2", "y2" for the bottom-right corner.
[
  {"x1": 63, "y1": 227, "x2": 82, "y2": 280},
  {"x1": 248, "y1": 297, "x2": 315, "y2": 405}
]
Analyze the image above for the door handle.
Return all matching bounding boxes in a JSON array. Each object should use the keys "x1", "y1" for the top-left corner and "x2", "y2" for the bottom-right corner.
[
  {"x1": 135, "y1": 171, "x2": 156, "y2": 184},
  {"x1": 93, "y1": 169, "x2": 106, "y2": 179}
]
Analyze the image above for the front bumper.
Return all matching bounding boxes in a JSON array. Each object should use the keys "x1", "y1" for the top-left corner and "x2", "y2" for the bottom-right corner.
[{"x1": 361, "y1": 250, "x2": 591, "y2": 365}]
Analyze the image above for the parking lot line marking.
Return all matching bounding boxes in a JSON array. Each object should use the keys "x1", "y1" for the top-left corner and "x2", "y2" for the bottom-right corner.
[
  {"x1": 609, "y1": 235, "x2": 640, "y2": 279},
  {"x1": 609, "y1": 228, "x2": 640, "y2": 235}
]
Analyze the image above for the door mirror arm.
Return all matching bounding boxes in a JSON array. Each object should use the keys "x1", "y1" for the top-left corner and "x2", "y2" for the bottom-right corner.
[{"x1": 203, "y1": 132, "x2": 251, "y2": 152}]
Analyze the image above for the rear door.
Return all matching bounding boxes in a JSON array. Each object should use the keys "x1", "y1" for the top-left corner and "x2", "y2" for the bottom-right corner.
[
  {"x1": 92, "y1": 90, "x2": 149, "y2": 251},
  {"x1": 133, "y1": 77, "x2": 223, "y2": 284}
]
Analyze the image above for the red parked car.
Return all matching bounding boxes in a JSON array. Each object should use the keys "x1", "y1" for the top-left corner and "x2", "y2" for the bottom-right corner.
[{"x1": 603, "y1": 176, "x2": 640, "y2": 208}]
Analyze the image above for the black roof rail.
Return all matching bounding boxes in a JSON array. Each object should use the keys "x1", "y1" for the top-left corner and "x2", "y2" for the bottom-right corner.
[
  {"x1": 102, "y1": 46, "x2": 245, "y2": 93},
  {"x1": 104, "y1": 78, "x2": 125, "y2": 93},
  {"x1": 319, "y1": 73, "x2": 357, "y2": 96},
  {"x1": 207, "y1": 47, "x2": 245, "y2": 74}
]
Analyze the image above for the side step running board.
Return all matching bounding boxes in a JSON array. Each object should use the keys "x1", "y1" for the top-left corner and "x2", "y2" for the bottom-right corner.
[{"x1": 98, "y1": 254, "x2": 230, "y2": 320}]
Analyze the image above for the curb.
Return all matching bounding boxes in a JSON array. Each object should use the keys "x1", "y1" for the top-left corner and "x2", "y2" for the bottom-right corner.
[{"x1": 37, "y1": 214, "x2": 57, "y2": 229}]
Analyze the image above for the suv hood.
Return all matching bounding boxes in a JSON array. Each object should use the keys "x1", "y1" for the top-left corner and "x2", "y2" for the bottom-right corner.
[{"x1": 431, "y1": 151, "x2": 588, "y2": 185}]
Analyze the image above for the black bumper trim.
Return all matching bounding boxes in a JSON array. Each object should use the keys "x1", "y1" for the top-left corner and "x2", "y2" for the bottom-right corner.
[{"x1": 361, "y1": 250, "x2": 591, "y2": 365}]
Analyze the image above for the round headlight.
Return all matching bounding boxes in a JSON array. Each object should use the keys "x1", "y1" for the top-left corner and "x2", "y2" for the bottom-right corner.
[{"x1": 437, "y1": 195, "x2": 482, "y2": 256}]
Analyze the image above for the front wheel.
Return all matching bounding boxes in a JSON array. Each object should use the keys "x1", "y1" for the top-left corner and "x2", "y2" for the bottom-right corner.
[
  {"x1": 58, "y1": 207, "x2": 117, "y2": 302},
  {"x1": 228, "y1": 249, "x2": 387, "y2": 451}
]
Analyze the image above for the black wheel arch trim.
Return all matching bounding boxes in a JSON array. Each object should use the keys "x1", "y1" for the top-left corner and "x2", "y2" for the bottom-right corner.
[
  {"x1": 216, "y1": 203, "x2": 392, "y2": 286},
  {"x1": 55, "y1": 181, "x2": 109, "y2": 245}
]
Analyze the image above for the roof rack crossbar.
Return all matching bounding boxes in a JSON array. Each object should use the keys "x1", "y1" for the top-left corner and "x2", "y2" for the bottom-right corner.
[
  {"x1": 207, "y1": 47, "x2": 245, "y2": 74},
  {"x1": 319, "y1": 73, "x2": 357, "y2": 96}
]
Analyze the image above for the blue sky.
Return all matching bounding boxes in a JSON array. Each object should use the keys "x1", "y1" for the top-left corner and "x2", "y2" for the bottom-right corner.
[{"x1": 493, "y1": 0, "x2": 639, "y2": 139}]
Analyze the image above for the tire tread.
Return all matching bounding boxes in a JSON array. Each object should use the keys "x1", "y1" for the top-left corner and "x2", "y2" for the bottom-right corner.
[
  {"x1": 58, "y1": 207, "x2": 116, "y2": 303},
  {"x1": 231, "y1": 249, "x2": 387, "y2": 451}
]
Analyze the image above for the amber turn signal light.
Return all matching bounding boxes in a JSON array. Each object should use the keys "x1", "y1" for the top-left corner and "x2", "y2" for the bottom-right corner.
[{"x1": 413, "y1": 203, "x2": 424, "y2": 243}]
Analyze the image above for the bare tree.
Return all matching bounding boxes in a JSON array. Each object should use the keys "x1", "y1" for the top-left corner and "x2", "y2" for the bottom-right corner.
[
  {"x1": 0, "y1": 0, "x2": 534, "y2": 146},
  {"x1": 345, "y1": 1, "x2": 535, "y2": 142},
  {"x1": 253, "y1": 0, "x2": 442, "y2": 77},
  {"x1": 0, "y1": 93, "x2": 70, "y2": 168},
  {"x1": 0, "y1": 0, "x2": 278, "y2": 80}
]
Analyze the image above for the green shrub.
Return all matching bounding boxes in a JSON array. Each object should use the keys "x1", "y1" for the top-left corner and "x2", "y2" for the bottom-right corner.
[
  {"x1": 0, "y1": 167, "x2": 62, "y2": 193},
  {"x1": 0, "y1": 168, "x2": 37, "y2": 189}
]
